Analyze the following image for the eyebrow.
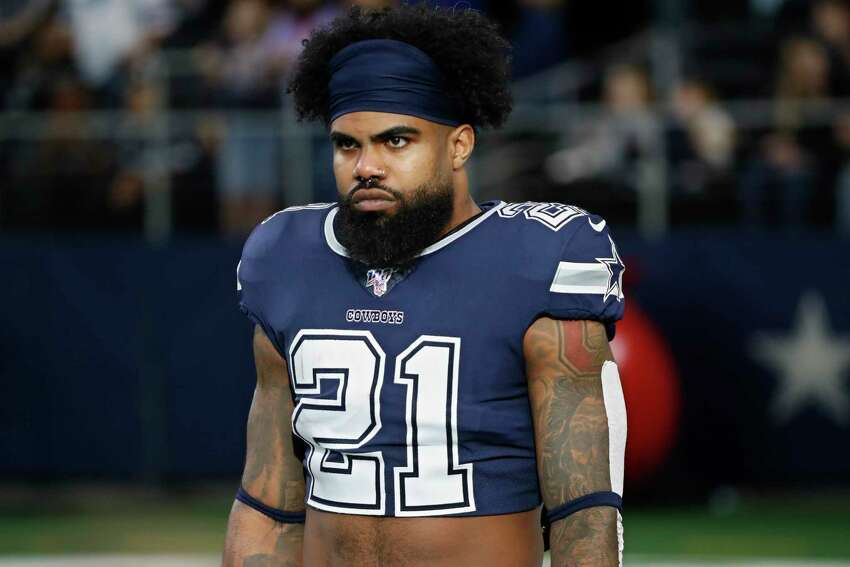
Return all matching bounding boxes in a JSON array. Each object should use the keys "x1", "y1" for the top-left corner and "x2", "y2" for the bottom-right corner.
[
  {"x1": 371, "y1": 126, "x2": 421, "y2": 142},
  {"x1": 329, "y1": 131, "x2": 357, "y2": 145},
  {"x1": 329, "y1": 126, "x2": 422, "y2": 145}
]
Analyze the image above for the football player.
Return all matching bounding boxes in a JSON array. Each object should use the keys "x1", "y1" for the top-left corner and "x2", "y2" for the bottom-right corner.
[{"x1": 222, "y1": 5, "x2": 627, "y2": 567}]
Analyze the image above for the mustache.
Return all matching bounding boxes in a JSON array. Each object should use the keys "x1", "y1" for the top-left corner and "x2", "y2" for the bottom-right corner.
[{"x1": 347, "y1": 182, "x2": 404, "y2": 200}]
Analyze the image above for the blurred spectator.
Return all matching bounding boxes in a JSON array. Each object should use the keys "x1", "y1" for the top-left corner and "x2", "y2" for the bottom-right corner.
[
  {"x1": 197, "y1": 0, "x2": 339, "y2": 235},
  {"x1": 810, "y1": 0, "x2": 850, "y2": 231},
  {"x1": 170, "y1": 118, "x2": 221, "y2": 233},
  {"x1": 108, "y1": 77, "x2": 167, "y2": 230},
  {"x1": 0, "y1": 0, "x2": 53, "y2": 50},
  {"x1": 197, "y1": 0, "x2": 337, "y2": 103},
  {"x1": 197, "y1": 0, "x2": 280, "y2": 235},
  {"x1": 110, "y1": 75, "x2": 220, "y2": 232},
  {"x1": 63, "y1": 0, "x2": 228, "y2": 108},
  {"x1": 265, "y1": 0, "x2": 338, "y2": 88},
  {"x1": 4, "y1": 14, "x2": 74, "y2": 110},
  {"x1": 0, "y1": 0, "x2": 53, "y2": 95},
  {"x1": 65, "y1": 0, "x2": 169, "y2": 86},
  {"x1": 810, "y1": 0, "x2": 850, "y2": 95},
  {"x1": 5, "y1": 75, "x2": 117, "y2": 230},
  {"x1": 833, "y1": 112, "x2": 850, "y2": 234},
  {"x1": 545, "y1": 64, "x2": 662, "y2": 190},
  {"x1": 739, "y1": 37, "x2": 837, "y2": 227},
  {"x1": 196, "y1": 1, "x2": 334, "y2": 92},
  {"x1": 668, "y1": 78, "x2": 736, "y2": 195}
]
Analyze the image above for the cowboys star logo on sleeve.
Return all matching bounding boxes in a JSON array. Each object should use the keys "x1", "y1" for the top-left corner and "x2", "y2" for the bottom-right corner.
[
  {"x1": 549, "y1": 234, "x2": 625, "y2": 303},
  {"x1": 596, "y1": 235, "x2": 625, "y2": 303}
]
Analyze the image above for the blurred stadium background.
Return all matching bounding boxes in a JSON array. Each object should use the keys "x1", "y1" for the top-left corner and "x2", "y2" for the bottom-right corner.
[{"x1": 2, "y1": 0, "x2": 850, "y2": 565}]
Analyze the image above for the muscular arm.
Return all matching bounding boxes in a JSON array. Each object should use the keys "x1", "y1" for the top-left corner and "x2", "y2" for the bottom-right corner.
[
  {"x1": 222, "y1": 326, "x2": 306, "y2": 567},
  {"x1": 524, "y1": 318, "x2": 623, "y2": 567}
]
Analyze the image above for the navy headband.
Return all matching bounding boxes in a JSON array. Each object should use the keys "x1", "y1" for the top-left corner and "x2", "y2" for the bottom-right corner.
[{"x1": 328, "y1": 39, "x2": 465, "y2": 126}]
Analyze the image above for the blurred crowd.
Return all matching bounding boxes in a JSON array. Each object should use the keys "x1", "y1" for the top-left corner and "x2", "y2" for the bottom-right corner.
[
  {"x1": 1, "y1": 0, "x2": 850, "y2": 235},
  {"x1": 541, "y1": 0, "x2": 850, "y2": 233},
  {"x1": 0, "y1": 0, "x2": 580, "y2": 235},
  {"x1": 2, "y1": 0, "x2": 363, "y2": 235}
]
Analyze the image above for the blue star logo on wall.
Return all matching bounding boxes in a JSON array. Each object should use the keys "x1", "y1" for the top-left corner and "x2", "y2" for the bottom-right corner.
[{"x1": 596, "y1": 235, "x2": 625, "y2": 303}]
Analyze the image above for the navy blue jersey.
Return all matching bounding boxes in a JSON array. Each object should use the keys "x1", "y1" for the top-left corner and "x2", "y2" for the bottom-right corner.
[{"x1": 237, "y1": 200, "x2": 625, "y2": 517}]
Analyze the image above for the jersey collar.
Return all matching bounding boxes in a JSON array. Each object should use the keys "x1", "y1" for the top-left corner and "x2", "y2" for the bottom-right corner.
[{"x1": 324, "y1": 200, "x2": 505, "y2": 259}]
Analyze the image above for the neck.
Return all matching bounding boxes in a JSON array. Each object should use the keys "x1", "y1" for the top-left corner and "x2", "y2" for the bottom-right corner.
[{"x1": 440, "y1": 169, "x2": 481, "y2": 237}]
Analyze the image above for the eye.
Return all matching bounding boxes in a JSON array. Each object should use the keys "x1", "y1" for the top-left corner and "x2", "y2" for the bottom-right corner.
[
  {"x1": 334, "y1": 138, "x2": 358, "y2": 151},
  {"x1": 387, "y1": 136, "x2": 409, "y2": 149}
]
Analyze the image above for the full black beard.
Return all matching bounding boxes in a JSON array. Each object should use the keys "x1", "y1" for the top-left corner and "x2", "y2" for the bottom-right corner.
[{"x1": 336, "y1": 180, "x2": 455, "y2": 268}]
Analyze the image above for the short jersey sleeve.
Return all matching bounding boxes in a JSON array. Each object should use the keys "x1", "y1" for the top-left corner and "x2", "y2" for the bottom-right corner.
[
  {"x1": 235, "y1": 213, "x2": 288, "y2": 351},
  {"x1": 542, "y1": 215, "x2": 625, "y2": 339}
]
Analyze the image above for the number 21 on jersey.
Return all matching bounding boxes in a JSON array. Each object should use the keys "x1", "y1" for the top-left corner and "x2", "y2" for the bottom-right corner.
[{"x1": 288, "y1": 330, "x2": 475, "y2": 516}]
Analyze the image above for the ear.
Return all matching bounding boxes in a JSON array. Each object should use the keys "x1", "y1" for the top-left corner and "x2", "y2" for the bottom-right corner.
[{"x1": 449, "y1": 124, "x2": 475, "y2": 170}]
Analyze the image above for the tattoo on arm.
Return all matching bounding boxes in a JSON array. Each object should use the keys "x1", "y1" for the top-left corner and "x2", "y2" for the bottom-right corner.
[
  {"x1": 525, "y1": 318, "x2": 619, "y2": 567},
  {"x1": 242, "y1": 521, "x2": 304, "y2": 567},
  {"x1": 237, "y1": 521, "x2": 303, "y2": 567}
]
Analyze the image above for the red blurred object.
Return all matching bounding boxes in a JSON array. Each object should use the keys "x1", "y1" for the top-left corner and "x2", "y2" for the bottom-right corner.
[{"x1": 611, "y1": 300, "x2": 681, "y2": 485}]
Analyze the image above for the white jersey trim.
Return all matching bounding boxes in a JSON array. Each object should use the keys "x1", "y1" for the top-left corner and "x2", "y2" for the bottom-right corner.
[
  {"x1": 549, "y1": 261, "x2": 612, "y2": 295},
  {"x1": 601, "y1": 360, "x2": 626, "y2": 567},
  {"x1": 261, "y1": 203, "x2": 335, "y2": 225},
  {"x1": 323, "y1": 201, "x2": 506, "y2": 259},
  {"x1": 601, "y1": 361, "x2": 626, "y2": 496}
]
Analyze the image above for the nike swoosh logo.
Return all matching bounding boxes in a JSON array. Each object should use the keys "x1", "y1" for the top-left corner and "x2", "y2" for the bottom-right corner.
[{"x1": 589, "y1": 218, "x2": 606, "y2": 232}]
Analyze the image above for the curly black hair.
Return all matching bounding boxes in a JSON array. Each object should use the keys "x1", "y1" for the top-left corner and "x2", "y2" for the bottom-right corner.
[{"x1": 287, "y1": 4, "x2": 513, "y2": 129}]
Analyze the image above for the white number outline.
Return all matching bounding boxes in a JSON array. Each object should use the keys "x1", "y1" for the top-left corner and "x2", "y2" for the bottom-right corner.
[
  {"x1": 394, "y1": 336, "x2": 475, "y2": 516},
  {"x1": 496, "y1": 201, "x2": 587, "y2": 231},
  {"x1": 289, "y1": 331, "x2": 477, "y2": 516},
  {"x1": 288, "y1": 329, "x2": 386, "y2": 515}
]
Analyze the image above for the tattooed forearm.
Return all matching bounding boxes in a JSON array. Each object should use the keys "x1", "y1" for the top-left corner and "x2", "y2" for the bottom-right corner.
[
  {"x1": 525, "y1": 318, "x2": 619, "y2": 567},
  {"x1": 221, "y1": 326, "x2": 305, "y2": 567},
  {"x1": 222, "y1": 505, "x2": 304, "y2": 567},
  {"x1": 242, "y1": 522, "x2": 303, "y2": 567}
]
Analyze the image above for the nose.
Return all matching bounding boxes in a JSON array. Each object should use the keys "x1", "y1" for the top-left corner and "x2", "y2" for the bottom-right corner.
[{"x1": 352, "y1": 148, "x2": 386, "y2": 183}]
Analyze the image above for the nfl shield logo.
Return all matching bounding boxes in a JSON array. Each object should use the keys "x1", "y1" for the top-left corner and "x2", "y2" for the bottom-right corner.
[{"x1": 366, "y1": 268, "x2": 395, "y2": 297}]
